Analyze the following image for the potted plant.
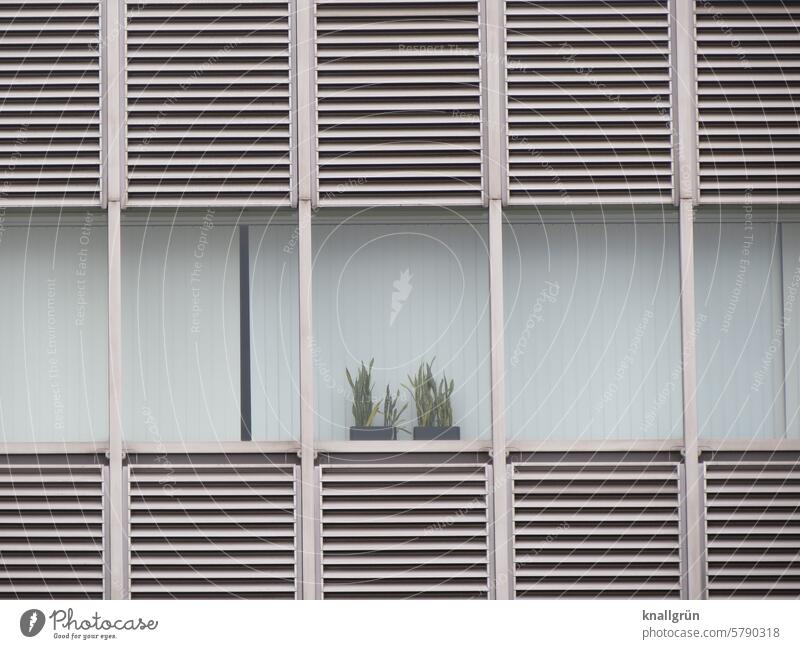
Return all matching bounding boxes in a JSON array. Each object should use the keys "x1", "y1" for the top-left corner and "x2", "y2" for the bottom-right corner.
[
  {"x1": 381, "y1": 385, "x2": 408, "y2": 440},
  {"x1": 346, "y1": 359, "x2": 392, "y2": 440},
  {"x1": 405, "y1": 359, "x2": 460, "y2": 440}
]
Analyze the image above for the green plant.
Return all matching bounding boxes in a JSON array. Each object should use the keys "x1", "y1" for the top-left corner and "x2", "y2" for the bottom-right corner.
[
  {"x1": 346, "y1": 359, "x2": 381, "y2": 427},
  {"x1": 434, "y1": 374, "x2": 455, "y2": 427},
  {"x1": 381, "y1": 384, "x2": 408, "y2": 431},
  {"x1": 404, "y1": 359, "x2": 438, "y2": 427},
  {"x1": 405, "y1": 359, "x2": 457, "y2": 428}
]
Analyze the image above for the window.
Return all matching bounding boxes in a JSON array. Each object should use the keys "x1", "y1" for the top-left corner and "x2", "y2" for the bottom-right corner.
[
  {"x1": 312, "y1": 216, "x2": 491, "y2": 440},
  {"x1": 695, "y1": 218, "x2": 790, "y2": 439},
  {"x1": 0, "y1": 220, "x2": 107, "y2": 442},
  {"x1": 504, "y1": 219, "x2": 683, "y2": 440}
]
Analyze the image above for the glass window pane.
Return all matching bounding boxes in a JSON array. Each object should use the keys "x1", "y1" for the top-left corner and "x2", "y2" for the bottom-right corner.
[
  {"x1": 312, "y1": 219, "x2": 492, "y2": 441},
  {"x1": 249, "y1": 223, "x2": 299, "y2": 441},
  {"x1": 0, "y1": 221, "x2": 107, "y2": 442},
  {"x1": 695, "y1": 220, "x2": 784, "y2": 439},
  {"x1": 504, "y1": 221, "x2": 683, "y2": 440},
  {"x1": 122, "y1": 223, "x2": 240, "y2": 442}
]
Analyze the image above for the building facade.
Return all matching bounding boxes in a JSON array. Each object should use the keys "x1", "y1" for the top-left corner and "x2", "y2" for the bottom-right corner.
[{"x1": 0, "y1": 0, "x2": 798, "y2": 599}]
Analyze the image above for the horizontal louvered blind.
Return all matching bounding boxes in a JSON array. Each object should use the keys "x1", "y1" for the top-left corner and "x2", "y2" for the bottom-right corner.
[
  {"x1": 697, "y1": 1, "x2": 800, "y2": 202},
  {"x1": 126, "y1": 1, "x2": 292, "y2": 206},
  {"x1": 505, "y1": 0, "x2": 673, "y2": 203},
  {"x1": 320, "y1": 463, "x2": 490, "y2": 598},
  {"x1": 315, "y1": 0, "x2": 483, "y2": 205},
  {"x1": 129, "y1": 462, "x2": 297, "y2": 599},
  {"x1": 512, "y1": 461, "x2": 682, "y2": 598},
  {"x1": 0, "y1": 463, "x2": 105, "y2": 598},
  {"x1": 0, "y1": 0, "x2": 101, "y2": 205},
  {"x1": 705, "y1": 460, "x2": 800, "y2": 598}
]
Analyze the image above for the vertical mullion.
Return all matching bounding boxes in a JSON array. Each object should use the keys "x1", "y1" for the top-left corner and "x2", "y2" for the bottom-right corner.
[
  {"x1": 673, "y1": 0, "x2": 704, "y2": 600},
  {"x1": 483, "y1": 0, "x2": 512, "y2": 599},
  {"x1": 295, "y1": 0, "x2": 318, "y2": 600},
  {"x1": 488, "y1": 198, "x2": 512, "y2": 599},
  {"x1": 298, "y1": 199, "x2": 316, "y2": 600},
  {"x1": 103, "y1": 0, "x2": 126, "y2": 600},
  {"x1": 675, "y1": 0, "x2": 699, "y2": 204}
]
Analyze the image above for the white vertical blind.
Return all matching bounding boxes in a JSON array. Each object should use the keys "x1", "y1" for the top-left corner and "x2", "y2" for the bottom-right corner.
[
  {"x1": 694, "y1": 221, "x2": 785, "y2": 439},
  {"x1": 249, "y1": 224, "x2": 300, "y2": 440},
  {"x1": 503, "y1": 222, "x2": 682, "y2": 440},
  {"x1": 782, "y1": 223, "x2": 800, "y2": 438},
  {"x1": 122, "y1": 225, "x2": 240, "y2": 441},
  {"x1": 312, "y1": 222, "x2": 491, "y2": 440},
  {"x1": 0, "y1": 225, "x2": 107, "y2": 442}
]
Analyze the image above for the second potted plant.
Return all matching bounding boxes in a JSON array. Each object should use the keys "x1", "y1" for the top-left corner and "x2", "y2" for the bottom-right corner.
[{"x1": 405, "y1": 359, "x2": 460, "y2": 440}]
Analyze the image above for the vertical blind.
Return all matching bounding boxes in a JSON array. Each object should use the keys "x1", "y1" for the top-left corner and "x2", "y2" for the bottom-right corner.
[
  {"x1": 504, "y1": 222, "x2": 683, "y2": 439},
  {"x1": 122, "y1": 225, "x2": 241, "y2": 441},
  {"x1": 249, "y1": 224, "x2": 300, "y2": 440},
  {"x1": 694, "y1": 222, "x2": 785, "y2": 439},
  {"x1": 0, "y1": 225, "x2": 107, "y2": 442}
]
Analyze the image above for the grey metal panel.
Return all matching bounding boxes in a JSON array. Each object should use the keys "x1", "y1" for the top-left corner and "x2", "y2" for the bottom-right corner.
[
  {"x1": 512, "y1": 460, "x2": 683, "y2": 598},
  {"x1": 506, "y1": 0, "x2": 674, "y2": 204},
  {"x1": 319, "y1": 463, "x2": 491, "y2": 598},
  {"x1": 125, "y1": 1, "x2": 292, "y2": 206},
  {"x1": 0, "y1": 463, "x2": 105, "y2": 598},
  {"x1": 696, "y1": 1, "x2": 800, "y2": 202},
  {"x1": 0, "y1": 0, "x2": 102, "y2": 206},
  {"x1": 704, "y1": 459, "x2": 800, "y2": 598},
  {"x1": 128, "y1": 460, "x2": 298, "y2": 598},
  {"x1": 315, "y1": 0, "x2": 484, "y2": 205}
]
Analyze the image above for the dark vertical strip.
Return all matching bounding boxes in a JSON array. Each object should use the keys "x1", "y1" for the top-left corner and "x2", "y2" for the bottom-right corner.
[{"x1": 239, "y1": 224, "x2": 252, "y2": 441}]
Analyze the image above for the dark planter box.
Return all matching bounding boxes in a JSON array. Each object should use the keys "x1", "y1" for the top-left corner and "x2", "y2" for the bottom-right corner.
[
  {"x1": 349, "y1": 426, "x2": 396, "y2": 441},
  {"x1": 413, "y1": 426, "x2": 460, "y2": 440}
]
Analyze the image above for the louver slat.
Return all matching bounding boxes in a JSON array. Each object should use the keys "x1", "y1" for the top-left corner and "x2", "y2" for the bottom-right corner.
[
  {"x1": 320, "y1": 463, "x2": 490, "y2": 598},
  {"x1": 0, "y1": 463, "x2": 105, "y2": 599},
  {"x1": 0, "y1": 1, "x2": 101, "y2": 205},
  {"x1": 705, "y1": 460, "x2": 800, "y2": 598},
  {"x1": 316, "y1": 0, "x2": 483, "y2": 205},
  {"x1": 126, "y1": 1, "x2": 292, "y2": 206},
  {"x1": 505, "y1": 1, "x2": 673, "y2": 204},
  {"x1": 512, "y1": 461, "x2": 682, "y2": 598},
  {"x1": 129, "y1": 463, "x2": 298, "y2": 599},
  {"x1": 697, "y1": 2, "x2": 800, "y2": 202}
]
